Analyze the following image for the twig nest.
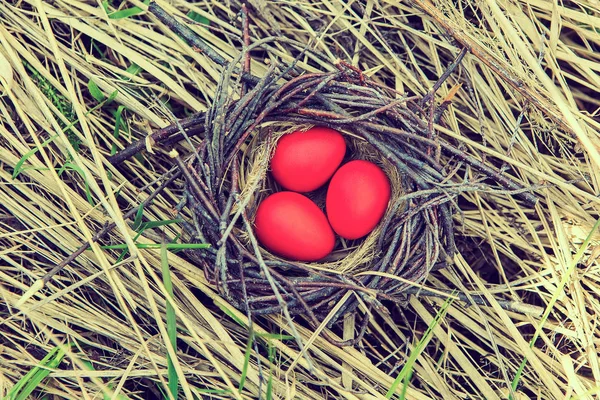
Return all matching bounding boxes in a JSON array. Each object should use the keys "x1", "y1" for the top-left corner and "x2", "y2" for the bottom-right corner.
[{"x1": 182, "y1": 62, "x2": 459, "y2": 338}]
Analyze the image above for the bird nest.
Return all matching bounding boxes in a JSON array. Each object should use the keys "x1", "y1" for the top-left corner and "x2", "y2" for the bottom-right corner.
[
  {"x1": 106, "y1": 5, "x2": 537, "y2": 346},
  {"x1": 166, "y1": 62, "x2": 537, "y2": 344}
]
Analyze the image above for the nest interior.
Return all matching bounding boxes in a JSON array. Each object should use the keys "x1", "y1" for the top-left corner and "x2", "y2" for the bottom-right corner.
[{"x1": 239, "y1": 122, "x2": 405, "y2": 274}]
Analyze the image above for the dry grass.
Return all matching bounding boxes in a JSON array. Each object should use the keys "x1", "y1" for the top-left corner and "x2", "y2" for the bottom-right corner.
[{"x1": 1, "y1": 0, "x2": 600, "y2": 399}]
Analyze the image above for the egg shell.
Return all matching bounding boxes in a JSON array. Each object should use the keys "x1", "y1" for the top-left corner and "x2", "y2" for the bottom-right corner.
[
  {"x1": 270, "y1": 127, "x2": 346, "y2": 192},
  {"x1": 326, "y1": 160, "x2": 391, "y2": 240},
  {"x1": 254, "y1": 191, "x2": 335, "y2": 261}
]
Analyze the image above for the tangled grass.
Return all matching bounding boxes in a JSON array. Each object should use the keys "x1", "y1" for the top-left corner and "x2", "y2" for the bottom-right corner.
[{"x1": 1, "y1": 0, "x2": 600, "y2": 399}]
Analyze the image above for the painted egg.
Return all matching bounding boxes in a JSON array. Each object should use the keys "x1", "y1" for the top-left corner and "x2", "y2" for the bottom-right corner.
[
  {"x1": 254, "y1": 192, "x2": 335, "y2": 261},
  {"x1": 326, "y1": 160, "x2": 391, "y2": 240},
  {"x1": 270, "y1": 127, "x2": 346, "y2": 192}
]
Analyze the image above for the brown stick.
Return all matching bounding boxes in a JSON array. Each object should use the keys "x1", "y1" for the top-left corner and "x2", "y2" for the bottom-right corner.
[
  {"x1": 106, "y1": 113, "x2": 205, "y2": 165},
  {"x1": 241, "y1": 4, "x2": 251, "y2": 96}
]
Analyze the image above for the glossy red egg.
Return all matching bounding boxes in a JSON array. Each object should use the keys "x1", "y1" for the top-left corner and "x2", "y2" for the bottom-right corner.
[
  {"x1": 254, "y1": 192, "x2": 335, "y2": 261},
  {"x1": 326, "y1": 160, "x2": 391, "y2": 240},
  {"x1": 270, "y1": 127, "x2": 346, "y2": 192}
]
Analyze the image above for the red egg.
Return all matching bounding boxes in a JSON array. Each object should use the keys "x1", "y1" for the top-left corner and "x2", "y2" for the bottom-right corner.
[
  {"x1": 254, "y1": 192, "x2": 335, "y2": 261},
  {"x1": 270, "y1": 127, "x2": 346, "y2": 192},
  {"x1": 326, "y1": 160, "x2": 391, "y2": 240}
]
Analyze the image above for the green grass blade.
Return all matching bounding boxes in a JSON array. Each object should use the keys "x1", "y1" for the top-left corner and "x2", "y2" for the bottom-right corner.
[
  {"x1": 386, "y1": 295, "x2": 454, "y2": 398},
  {"x1": 161, "y1": 242, "x2": 179, "y2": 399},
  {"x1": 104, "y1": 0, "x2": 150, "y2": 19},
  {"x1": 266, "y1": 343, "x2": 275, "y2": 400},
  {"x1": 106, "y1": 89, "x2": 119, "y2": 104},
  {"x1": 80, "y1": 360, "x2": 129, "y2": 400},
  {"x1": 6, "y1": 345, "x2": 68, "y2": 400},
  {"x1": 113, "y1": 105, "x2": 127, "y2": 139},
  {"x1": 170, "y1": 233, "x2": 182, "y2": 244},
  {"x1": 87, "y1": 79, "x2": 118, "y2": 105},
  {"x1": 131, "y1": 203, "x2": 144, "y2": 231},
  {"x1": 215, "y1": 302, "x2": 248, "y2": 328},
  {"x1": 138, "y1": 219, "x2": 183, "y2": 231},
  {"x1": 61, "y1": 162, "x2": 94, "y2": 205},
  {"x1": 186, "y1": 10, "x2": 210, "y2": 26},
  {"x1": 12, "y1": 135, "x2": 58, "y2": 179},
  {"x1": 255, "y1": 333, "x2": 295, "y2": 341},
  {"x1": 123, "y1": 63, "x2": 142, "y2": 79},
  {"x1": 238, "y1": 331, "x2": 254, "y2": 393},
  {"x1": 87, "y1": 79, "x2": 105, "y2": 102},
  {"x1": 399, "y1": 369, "x2": 413, "y2": 400}
]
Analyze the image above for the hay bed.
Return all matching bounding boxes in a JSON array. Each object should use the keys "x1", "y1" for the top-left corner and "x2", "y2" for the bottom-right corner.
[
  {"x1": 1, "y1": 0, "x2": 600, "y2": 399},
  {"x1": 174, "y1": 59, "x2": 462, "y2": 326}
]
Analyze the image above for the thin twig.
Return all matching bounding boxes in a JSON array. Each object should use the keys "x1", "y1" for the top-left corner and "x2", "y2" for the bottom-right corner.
[
  {"x1": 241, "y1": 213, "x2": 315, "y2": 372},
  {"x1": 241, "y1": 3, "x2": 251, "y2": 96}
]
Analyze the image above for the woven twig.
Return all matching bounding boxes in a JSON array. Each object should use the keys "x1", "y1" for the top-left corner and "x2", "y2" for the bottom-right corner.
[{"x1": 107, "y1": 2, "x2": 540, "y2": 344}]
